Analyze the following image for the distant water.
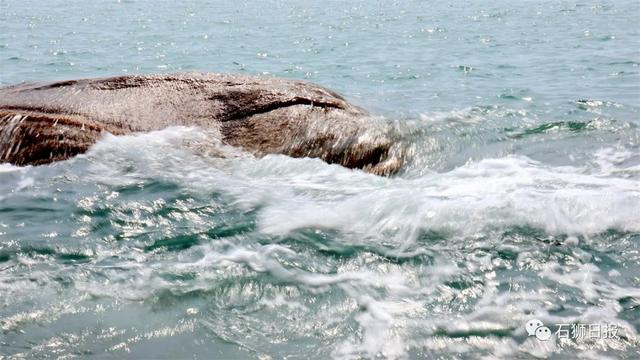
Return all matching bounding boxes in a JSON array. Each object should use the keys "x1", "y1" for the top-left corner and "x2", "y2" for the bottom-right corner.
[{"x1": 1, "y1": 1, "x2": 639, "y2": 359}]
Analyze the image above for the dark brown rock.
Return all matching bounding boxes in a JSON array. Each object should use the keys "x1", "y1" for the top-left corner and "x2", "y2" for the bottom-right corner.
[{"x1": 0, "y1": 73, "x2": 402, "y2": 174}]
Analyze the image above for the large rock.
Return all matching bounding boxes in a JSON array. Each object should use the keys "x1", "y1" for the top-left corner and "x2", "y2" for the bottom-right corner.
[{"x1": 0, "y1": 73, "x2": 402, "y2": 174}]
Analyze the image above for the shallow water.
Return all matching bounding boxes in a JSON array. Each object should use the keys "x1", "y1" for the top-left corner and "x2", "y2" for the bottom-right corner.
[{"x1": 1, "y1": 1, "x2": 639, "y2": 359}]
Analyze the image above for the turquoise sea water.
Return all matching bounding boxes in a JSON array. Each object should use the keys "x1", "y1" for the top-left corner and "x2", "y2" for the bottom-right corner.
[{"x1": 1, "y1": 1, "x2": 639, "y2": 358}]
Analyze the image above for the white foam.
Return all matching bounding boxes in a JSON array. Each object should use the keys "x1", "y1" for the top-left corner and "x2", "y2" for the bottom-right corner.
[
  {"x1": 78, "y1": 128, "x2": 640, "y2": 244},
  {"x1": 250, "y1": 155, "x2": 639, "y2": 245},
  {"x1": 0, "y1": 163, "x2": 25, "y2": 173}
]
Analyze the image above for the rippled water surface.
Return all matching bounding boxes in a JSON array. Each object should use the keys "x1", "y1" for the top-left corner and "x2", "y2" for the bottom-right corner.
[{"x1": 1, "y1": 1, "x2": 639, "y2": 359}]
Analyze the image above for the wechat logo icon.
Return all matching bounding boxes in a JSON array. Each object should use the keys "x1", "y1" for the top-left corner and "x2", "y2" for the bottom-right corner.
[{"x1": 526, "y1": 319, "x2": 552, "y2": 341}]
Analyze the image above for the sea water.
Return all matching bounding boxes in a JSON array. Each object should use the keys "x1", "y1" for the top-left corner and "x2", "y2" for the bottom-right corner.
[{"x1": 0, "y1": 1, "x2": 639, "y2": 358}]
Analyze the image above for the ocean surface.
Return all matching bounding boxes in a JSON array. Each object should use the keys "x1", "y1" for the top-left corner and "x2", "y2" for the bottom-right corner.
[{"x1": 1, "y1": 1, "x2": 639, "y2": 359}]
